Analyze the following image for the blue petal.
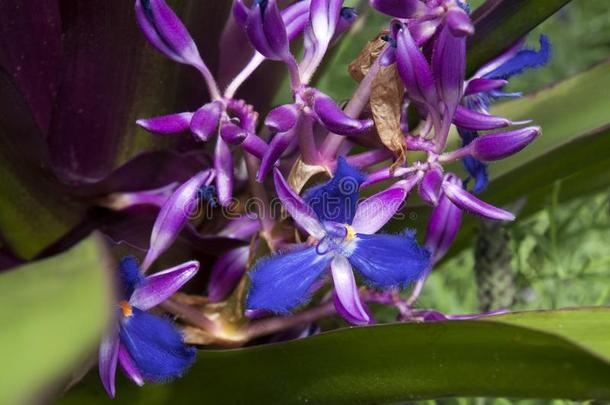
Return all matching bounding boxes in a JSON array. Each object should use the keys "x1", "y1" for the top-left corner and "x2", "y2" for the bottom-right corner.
[
  {"x1": 483, "y1": 35, "x2": 551, "y2": 80},
  {"x1": 304, "y1": 156, "x2": 365, "y2": 224},
  {"x1": 457, "y1": 128, "x2": 489, "y2": 194},
  {"x1": 119, "y1": 308, "x2": 195, "y2": 383},
  {"x1": 347, "y1": 232, "x2": 430, "y2": 288},
  {"x1": 119, "y1": 256, "x2": 144, "y2": 299},
  {"x1": 246, "y1": 246, "x2": 332, "y2": 314}
]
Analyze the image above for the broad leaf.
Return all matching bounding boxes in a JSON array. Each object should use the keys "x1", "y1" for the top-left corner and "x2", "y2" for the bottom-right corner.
[
  {"x1": 63, "y1": 307, "x2": 610, "y2": 404},
  {"x1": 0, "y1": 235, "x2": 113, "y2": 405}
]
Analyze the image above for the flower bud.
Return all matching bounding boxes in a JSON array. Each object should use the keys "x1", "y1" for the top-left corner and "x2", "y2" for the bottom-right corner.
[
  {"x1": 442, "y1": 176, "x2": 515, "y2": 221},
  {"x1": 453, "y1": 105, "x2": 512, "y2": 131},
  {"x1": 370, "y1": 0, "x2": 426, "y2": 19},
  {"x1": 265, "y1": 104, "x2": 300, "y2": 133},
  {"x1": 419, "y1": 168, "x2": 443, "y2": 206},
  {"x1": 425, "y1": 174, "x2": 462, "y2": 260},
  {"x1": 312, "y1": 90, "x2": 373, "y2": 135},
  {"x1": 471, "y1": 127, "x2": 541, "y2": 161},
  {"x1": 136, "y1": 112, "x2": 193, "y2": 134},
  {"x1": 445, "y1": 5, "x2": 474, "y2": 37},
  {"x1": 246, "y1": 0, "x2": 291, "y2": 61},
  {"x1": 190, "y1": 102, "x2": 222, "y2": 141}
]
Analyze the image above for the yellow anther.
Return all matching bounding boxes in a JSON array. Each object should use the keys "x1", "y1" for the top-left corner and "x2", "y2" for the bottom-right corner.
[
  {"x1": 119, "y1": 300, "x2": 133, "y2": 318},
  {"x1": 344, "y1": 224, "x2": 356, "y2": 241}
]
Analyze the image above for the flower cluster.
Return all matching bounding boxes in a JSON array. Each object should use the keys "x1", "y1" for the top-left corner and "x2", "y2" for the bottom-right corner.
[{"x1": 96, "y1": 0, "x2": 551, "y2": 396}]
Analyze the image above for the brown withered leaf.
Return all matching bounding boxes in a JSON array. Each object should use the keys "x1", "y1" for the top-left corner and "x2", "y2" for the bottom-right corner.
[
  {"x1": 287, "y1": 158, "x2": 328, "y2": 194},
  {"x1": 370, "y1": 63, "x2": 407, "y2": 166},
  {"x1": 349, "y1": 30, "x2": 389, "y2": 82}
]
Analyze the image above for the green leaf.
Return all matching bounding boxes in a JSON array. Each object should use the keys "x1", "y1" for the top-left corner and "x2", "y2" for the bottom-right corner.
[
  {"x1": 62, "y1": 307, "x2": 610, "y2": 404},
  {"x1": 0, "y1": 235, "x2": 113, "y2": 405},
  {"x1": 467, "y1": 0, "x2": 573, "y2": 76}
]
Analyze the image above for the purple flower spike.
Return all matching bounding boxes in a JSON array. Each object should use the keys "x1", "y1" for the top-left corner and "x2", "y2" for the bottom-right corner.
[
  {"x1": 209, "y1": 246, "x2": 250, "y2": 302},
  {"x1": 425, "y1": 177, "x2": 463, "y2": 261},
  {"x1": 141, "y1": 170, "x2": 214, "y2": 271},
  {"x1": 370, "y1": 0, "x2": 426, "y2": 19},
  {"x1": 130, "y1": 260, "x2": 200, "y2": 310},
  {"x1": 246, "y1": 0, "x2": 291, "y2": 61},
  {"x1": 135, "y1": 0, "x2": 203, "y2": 68},
  {"x1": 312, "y1": 90, "x2": 374, "y2": 135},
  {"x1": 472, "y1": 126, "x2": 541, "y2": 161},
  {"x1": 395, "y1": 22, "x2": 437, "y2": 108},
  {"x1": 190, "y1": 102, "x2": 222, "y2": 142},
  {"x1": 273, "y1": 167, "x2": 326, "y2": 239},
  {"x1": 442, "y1": 177, "x2": 515, "y2": 221},
  {"x1": 331, "y1": 256, "x2": 371, "y2": 325},
  {"x1": 465, "y1": 78, "x2": 508, "y2": 96},
  {"x1": 419, "y1": 168, "x2": 444, "y2": 206},
  {"x1": 453, "y1": 106, "x2": 512, "y2": 131},
  {"x1": 266, "y1": 104, "x2": 300, "y2": 133},
  {"x1": 136, "y1": 112, "x2": 194, "y2": 134},
  {"x1": 445, "y1": 5, "x2": 474, "y2": 37}
]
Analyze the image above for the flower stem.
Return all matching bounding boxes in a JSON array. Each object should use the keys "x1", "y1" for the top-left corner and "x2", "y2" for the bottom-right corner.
[
  {"x1": 224, "y1": 53, "x2": 266, "y2": 99},
  {"x1": 161, "y1": 299, "x2": 218, "y2": 333}
]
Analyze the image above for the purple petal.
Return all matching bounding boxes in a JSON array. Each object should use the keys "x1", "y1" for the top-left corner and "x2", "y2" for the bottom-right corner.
[
  {"x1": 445, "y1": 6, "x2": 474, "y2": 37},
  {"x1": 395, "y1": 21, "x2": 437, "y2": 107},
  {"x1": 331, "y1": 255, "x2": 371, "y2": 325},
  {"x1": 190, "y1": 102, "x2": 222, "y2": 141},
  {"x1": 98, "y1": 331, "x2": 120, "y2": 398},
  {"x1": 214, "y1": 137, "x2": 234, "y2": 207},
  {"x1": 419, "y1": 168, "x2": 443, "y2": 206},
  {"x1": 208, "y1": 246, "x2": 250, "y2": 302},
  {"x1": 333, "y1": 7, "x2": 358, "y2": 40},
  {"x1": 130, "y1": 260, "x2": 199, "y2": 310},
  {"x1": 135, "y1": 0, "x2": 204, "y2": 67},
  {"x1": 283, "y1": 0, "x2": 312, "y2": 42},
  {"x1": 312, "y1": 90, "x2": 373, "y2": 135},
  {"x1": 464, "y1": 78, "x2": 508, "y2": 95},
  {"x1": 351, "y1": 184, "x2": 410, "y2": 235},
  {"x1": 273, "y1": 167, "x2": 325, "y2": 239},
  {"x1": 432, "y1": 23, "x2": 465, "y2": 118},
  {"x1": 425, "y1": 190, "x2": 462, "y2": 260},
  {"x1": 141, "y1": 170, "x2": 213, "y2": 271},
  {"x1": 241, "y1": 132, "x2": 269, "y2": 160},
  {"x1": 246, "y1": 0, "x2": 290, "y2": 61},
  {"x1": 233, "y1": 0, "x2": 249, "y2": 28},
  {"x1": 99, "y1": 183, "x2": 178, "y2": 210},
  {"x1": 118, "y1": 344, "x2": 144, "y2": 386},
  {"x1": 472, "y1": 126, "x2": 541, "y2": 161},
  {"x1": 258, "y1": 127, "x2": 297, "y2": 181},
  {"x1": 370, "y1": 0, "x2": 426, "y2": 19},
  {"x1": 474, "y1": 38, "x2": 526, "y2": 78},
  {"x1": 443, "y1": 179, "x2": 515, "y2": 221},
  {"x1": 218, "y1": 216, "x2": 261, "y2": 240},
  {"x1": 453, "y1": 105, "x2": 512, "y2": 130},
  {"x1": 266, "y1": 104, "x2": 300, "y2": 133},
  {"x1": 219, "y1": 122, "x2": 248, "y2": 145},
  {"x1": 136, "y1": 112, "x2": 194, "y2": 134},
  {"x1": 309, "y1": 0, "x2": 342, "y2": 47}
]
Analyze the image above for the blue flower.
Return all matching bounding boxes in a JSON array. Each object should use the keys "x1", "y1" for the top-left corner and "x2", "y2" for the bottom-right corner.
[
  {"x1": 98, "y1": 256, "x2": 199, "y2": 398},
  {"x1": 246, "y1": 157, "x2": 430, "y2": 325}
]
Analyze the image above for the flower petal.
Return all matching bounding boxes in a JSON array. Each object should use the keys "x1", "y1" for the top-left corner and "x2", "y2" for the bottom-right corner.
[
  {"x1": 453, "y1": 105, "x2": 512, "y2": 131},
  {"x1": 304, "y1": 156, "x2": 365, "y2": 224},
  {"x1": 273, "y1": 168, "x2": 325, "y2": 239},
  {"x1": 351, "y1": 183, "x2": 410, "y2": 234},
  {"x1": 472, "y1": 126, "x2": 541, "y2": 161},
  {"x1": 136, "y1": 112, "x2": 194, "y2": 134},
  {"x1": 190, "y1": 102, "x2": 222, "y2": 141},
  {"x1": 347, "y1": 232, "x2": 430, "y2": 288},
  {"x1": 370, "y1": 0, "x2": 426, "y2": 19},
  {"x1": 135, "y1": 0, "x2": 203, "y2": 67},
  {"x1": 266, "y1": 104, "x2": 300, "y2": 133},
  {"x1": 331, "y1": 255, "x2": 370, "y2": 325},
  {"x1": 98, "y1": 330, "x2": 120, "y2": 398},
  {"x1": 208, "y1": 246, "x2": 250, "y2": 302},
  {"x1": 246, "y1": 246, "x2": 332, "y2": 313},
  {"x1": 425, "y1": 191, "x2": 463, "y2": 261},
  {"x1": 443, "y1": 180, "x2": 515, "y2": 221},
  {"x1": 464, "y1": 78, "x2": 508, "y2": 95},
  {"x1": 214, "y1": 137, "x2": 234, "y2": 207},
  {"x1": 258, "y1": 126, "x2": 298, "y2": 181},
  {"x1": 130, "y1": 260, "x2": 199, "y2": 310},
  {"x1": 312, "y1": 90, "x2": 373, "y2": 135},
  {"x1": 118, "y1": 344, "x2": 144, "y2": 386},
  {"x1": 246, "y1": 0, "x2": 290, "y2": 61},
  {"x1": 432, "y1": 23, "x2": 465, "y2": 119},
  {"x1": 120, "y1": 308, "x2": 196, "y2": 382},
  {"x1": 418, "y1": 168, "x2": 444, "y2": 206},
  {"x1": 483, "y1": 35, "x2": 551, "y2": 80},
  {"x1": 141, "y1": 170, "x2": 213, "y2": 271}
]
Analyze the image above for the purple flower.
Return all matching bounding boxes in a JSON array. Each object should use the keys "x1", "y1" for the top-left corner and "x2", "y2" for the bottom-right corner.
[
  {"x1": 246, "y1": 158, "x2": 430, "y2": 325},
  {"x1": 99, "y1": 256, "x2": 199, "y2": 398}
]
